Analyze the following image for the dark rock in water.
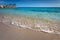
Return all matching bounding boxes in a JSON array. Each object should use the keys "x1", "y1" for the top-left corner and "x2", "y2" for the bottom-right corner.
[{"x1": 0, "y1": 4, "x2": 16, "y2": 8}]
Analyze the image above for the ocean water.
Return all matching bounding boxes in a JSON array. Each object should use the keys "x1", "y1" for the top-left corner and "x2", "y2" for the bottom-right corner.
[
  {"x1": 0, "y1": 7, "x2": 60, "y2": 20},
  {"x1": 0, "y1": 7, "x2": 60, "y2": 34}
]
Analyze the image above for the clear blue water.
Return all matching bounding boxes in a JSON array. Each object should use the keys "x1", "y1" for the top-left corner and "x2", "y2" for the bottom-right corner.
[
  {"x1": 0, "y1": 7, "x2": 60, "y2": 34},
  {"x1": 0, "y1": 7, "x2": 60, "y2": 20}
]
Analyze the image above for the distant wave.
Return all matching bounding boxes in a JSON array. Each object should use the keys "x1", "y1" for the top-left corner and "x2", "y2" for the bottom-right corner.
[
  {"x1": 30, "y1": 9, "x2": 60, "y2": 13},
  {"x1": 19, "y1": 7, "x2": 60, "y2": 13}
]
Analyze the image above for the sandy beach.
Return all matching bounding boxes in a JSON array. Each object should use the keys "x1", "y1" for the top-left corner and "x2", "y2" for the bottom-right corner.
[
  {"x1": 0, "y1": 6, "x2": 60, "y2": 40},
  {"x1": 0, "y1": 22, "x2": 60, "y2": 40}
]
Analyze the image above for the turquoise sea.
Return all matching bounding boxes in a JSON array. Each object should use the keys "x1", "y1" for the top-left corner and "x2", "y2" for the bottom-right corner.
[
  {"x1": 0, "y1": 7, "x2": 60, "y2": 34},
  {"x1": 0, "y1": 7, "x2": 60, "y2": 20}
]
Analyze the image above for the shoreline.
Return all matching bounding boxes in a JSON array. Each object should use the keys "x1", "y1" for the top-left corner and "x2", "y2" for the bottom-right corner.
[
  {"x1": 0, "y1": 22, "x2": 60, "y2": 40},
  {"x1": 0, "y1": 15, "x2": 60, "y2": 34}
]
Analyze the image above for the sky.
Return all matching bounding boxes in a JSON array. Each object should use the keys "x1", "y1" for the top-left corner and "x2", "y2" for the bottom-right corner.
[{"x1": 0, "y1": 0, "x2": 60, "y2": 7}]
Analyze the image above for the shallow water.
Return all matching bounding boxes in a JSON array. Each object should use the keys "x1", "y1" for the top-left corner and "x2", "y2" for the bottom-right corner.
[
  {"x1": 0, "y1": 7, "x2": 60, "y2": 34},
  {"x1": 0, "y1": 7, "x2": 60, "y2": 20},
  {"x1": 0, "y1": 15, "x2": 60, "y2": 34}
]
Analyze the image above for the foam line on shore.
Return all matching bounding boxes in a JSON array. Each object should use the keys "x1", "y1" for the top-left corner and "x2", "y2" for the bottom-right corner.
[{"x1": 0, "y1": 16, "x2": 60, "y2": 34}]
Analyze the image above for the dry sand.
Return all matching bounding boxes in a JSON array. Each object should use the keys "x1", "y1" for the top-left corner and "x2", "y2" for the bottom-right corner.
[{"x1": 0, "y1": 22, "x2": 60, "y2": 40}]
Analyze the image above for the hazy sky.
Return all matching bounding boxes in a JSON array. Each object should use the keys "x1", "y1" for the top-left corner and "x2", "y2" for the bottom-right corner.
[{"x1": 0, "y1": 0, "x2": 60, "y2": 7}]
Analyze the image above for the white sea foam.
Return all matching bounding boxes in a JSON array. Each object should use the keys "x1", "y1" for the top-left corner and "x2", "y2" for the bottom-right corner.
[
  {"x1": 0, "y1": 18, "x2": 60, "y2": 34},
  {"x1": 11, "y1": 21, "x2": 28, "y2": 29},
  {"x1": 35, "y1": 24, "x2": 40, "y2": 28},
  {"x1": 20, "y1": 25, "x2": 27, "y2": 29},
  {"x1": 35, "y1": 24, "x2": 54, "y2": 33},
  {"x1": 40, "y1": 28, "x2": 54, "y2": 33}
]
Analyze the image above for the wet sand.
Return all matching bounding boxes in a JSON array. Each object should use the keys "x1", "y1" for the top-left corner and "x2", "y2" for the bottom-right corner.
[
  {"x1": 0, "y1": 15, "x2": 60, "y2": 34},
  {"x1": 0, "y1": 22, "x2": 60, "y2": 40}
]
